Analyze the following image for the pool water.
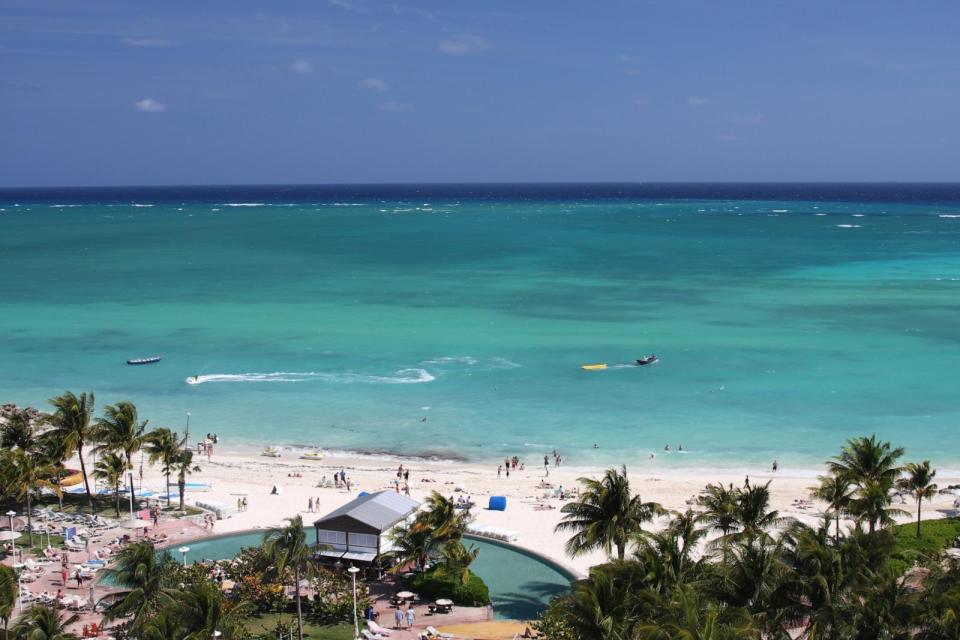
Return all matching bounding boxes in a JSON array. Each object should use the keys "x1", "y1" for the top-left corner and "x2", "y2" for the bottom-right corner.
[{"x1": 155, "y1": 531, "x2": 573, "y2": 620}]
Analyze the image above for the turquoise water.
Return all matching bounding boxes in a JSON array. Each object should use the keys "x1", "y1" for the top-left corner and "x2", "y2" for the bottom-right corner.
[
  {"x1": 156, "y1": 531, "x2": 572, "y2": 620},
  {"x1": 2, "y1": 185, "x2": 960, "y2": 471}
]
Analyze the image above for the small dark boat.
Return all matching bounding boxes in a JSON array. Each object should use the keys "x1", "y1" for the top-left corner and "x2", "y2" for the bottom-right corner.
[
  {"x1": 127, "y1": 356, "x2": 161, "y2": 365},
  {"x1": 636, "y1": 355, "x2": 658, "y2": 366}
]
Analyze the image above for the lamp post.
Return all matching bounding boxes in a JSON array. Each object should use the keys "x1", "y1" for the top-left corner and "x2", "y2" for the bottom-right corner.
[
  {"x1": 17, "y1": 571, "x2": 22, "y2": 613},
  {"x1": 179, "y1": 546, "x2": 190, "y2": 567},
  {"x1": 6, "y1": 511, "x2": 16, "y2": 561},
  {"x1": 348, "y1": 566, "x2": 360, "y2": 640}
]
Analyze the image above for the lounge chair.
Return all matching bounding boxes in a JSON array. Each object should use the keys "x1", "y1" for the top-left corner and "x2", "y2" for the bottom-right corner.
[
  {"x1": 427, "y1": 626, "x2": 454, "y2": 639},
  {"x1": 361, "y1": 630, "x2": 386, "y2": 640},
  {"x1": 367, "y1": 621, "x2": 393, "y2": 636}
]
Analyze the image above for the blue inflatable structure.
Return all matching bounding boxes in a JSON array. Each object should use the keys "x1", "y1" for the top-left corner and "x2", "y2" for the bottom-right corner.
[{"x1": 488, "y1": 495, "x2": 507, "y2": 511}]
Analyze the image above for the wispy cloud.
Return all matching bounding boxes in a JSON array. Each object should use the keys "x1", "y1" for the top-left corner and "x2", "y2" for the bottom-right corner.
[
  {"x1": 122, "y1": 37, "x2": 171, "y2": 47},
  {"x1": 290, "y1": 59, "x2": 314, "y2": 74},
  {"x1": 380, "y1": 101, "x2": 412, "y2": 112},
  {"x1": 720, "y1": 113, "x2": 765, "y2": 125},
  {"x1": 359, "y1": 77, "x2": 388, "y2": 92},
  {"x1": 716, "y1": 133, "x2": 739, "y2": 142},
  {"x1": 438, "y1": 35, "x2": 490, "y2": 55},
  {"x1": 687, "y1": 95, "x2": 708, "y2": 107},
  {"x1": 327, "y1": 0, "x2": 367, "y2": 13},
  {"x1": 392, "y1": 4, "x2": 435, "y2": 21},
  {"x1": 135, "y1": 98, "x2": 166, "y2": 113}
]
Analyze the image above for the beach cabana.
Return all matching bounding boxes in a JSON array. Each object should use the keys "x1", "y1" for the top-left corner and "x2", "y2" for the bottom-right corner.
[{"x1": 313, "y1": 491, "x2": 419, "y2": 564}]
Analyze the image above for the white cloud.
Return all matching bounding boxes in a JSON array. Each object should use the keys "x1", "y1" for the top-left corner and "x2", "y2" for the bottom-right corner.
[
  {"x1": 380, "y1": 101, "x2": 412, "y2": 112},
  {"x1": 720, "y1": 113, "x2": 765, "y2": 125},
  {"x1": 687, "y1": 95, "x2": 708, "y2": 106},
  {"x1": 359, "y1": 77, "x2": 388, "y2": 92},
  {"x1": 291, "y1": 59, "x2": 314, "y2": 74},
  {"x1": 327, "y1": 0, "x2": 367, "y2": 12},
  {"x1": 438, "y1": 35, "x2": 490, "y2": 55},
  {"x1": 716, "y1": 133, "x2": 739, "y2": 142},
  {"x1": 122, "y1": 37, "x2": 171, "y2": 47},
  {"x1": 135, "y1": 98, "x2": 166, "y2": 113}
]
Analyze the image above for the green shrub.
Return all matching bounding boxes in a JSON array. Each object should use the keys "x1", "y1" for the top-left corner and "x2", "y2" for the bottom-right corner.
[{"x1": 408, "y1": 567, "x2": 490, "y2": 606}]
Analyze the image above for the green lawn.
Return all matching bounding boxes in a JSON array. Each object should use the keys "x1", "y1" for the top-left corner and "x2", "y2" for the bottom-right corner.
[
  {"x1": 242, "y1": 615, "x2": 354, "y2": 640},
  {"x1": 889, "y1": 517, "x2": 960, "y2": 574}
]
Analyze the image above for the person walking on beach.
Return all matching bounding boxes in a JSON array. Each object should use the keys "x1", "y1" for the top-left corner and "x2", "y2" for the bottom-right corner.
[
  {"x1": 772, "y1": 460, "x2": 779, "y2": 473},
  {"x1": 308, "y1": 497, "x2": 314, "y2": 513},
  {"x1": 543, "y1": 455, "x2": 550, "y2": 477},
  {"x1": 497, "y1": 465, "x2": 502, "y2": 478},
  {"x1": 61, "y1": 567, "x2": 69, "y2": 586},
  {"x1": 404, "y1": 468, "x2": 410, "y2": 483},
  {"x1": 394, "y1": 607, "x2": 403, "y2": 629},
  {"x1": 242, "y1": 496, "x2": 248, "y2": 511},
  {"x1": 74, "y1": 569, "x2": 84, "y2": 590},
  {"x1": 406, "y1": 607, "x2": 415, "y2": 628}
]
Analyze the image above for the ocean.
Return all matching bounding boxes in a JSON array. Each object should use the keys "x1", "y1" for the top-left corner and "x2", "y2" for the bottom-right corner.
[{"x1": 2, "y1": 183, "x2": 959, "y2": 473}]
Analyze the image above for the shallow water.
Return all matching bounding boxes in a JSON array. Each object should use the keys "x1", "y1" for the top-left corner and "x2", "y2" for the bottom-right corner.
[{"x1": 2, "y1": 184, "x2": 960, "y2": 471}]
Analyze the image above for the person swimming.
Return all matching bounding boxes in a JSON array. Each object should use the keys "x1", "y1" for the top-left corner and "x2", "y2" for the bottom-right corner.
[{"x1": 664, "y1": 444, "x2": 671, "y2": 451}]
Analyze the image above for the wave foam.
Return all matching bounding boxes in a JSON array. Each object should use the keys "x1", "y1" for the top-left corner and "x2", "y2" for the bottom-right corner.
[
  {"x1": 220, "y1": 203, "x2": 266, "y2": 207},
  {"x1": 835, "y1": 224, "x2": 861, "y2": 228},
  {"x1": 186, "y1": 368, "x2": 434, "y2": 386},
  {"x1": 939, "y1": 214, "x2": 960, "y2": 218}
]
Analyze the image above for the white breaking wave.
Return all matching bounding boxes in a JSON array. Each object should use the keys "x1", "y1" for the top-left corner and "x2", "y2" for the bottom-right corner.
[
  {"x1": 131, "y1": 204, "x2": 154, "y2": 207},
  {"x1": 421, "y1": 356, "x2": 478, "y2": 366},
  {"x1": 185, "y1": 368, "x2": 434, "y2": 386},
  {"x1": 50, "y1": 204, "x2": 83, "y2": 208},
  {"x1": 220, "y1": 203, "x2": 266, "y2": 207},
  {"x1": 772, "y1": 209, "x2": 788, "y2": 213},
  {"x1": 836, "y1": 224, "x2": 861, "y2": 228},
  {"x1": 939, "y1": 214, "x2": 960, "y2": 218}
]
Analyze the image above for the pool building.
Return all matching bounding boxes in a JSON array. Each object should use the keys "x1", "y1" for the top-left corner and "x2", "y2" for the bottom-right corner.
[{"x1": 313, "y1": 490, "x2": 419, "y2": 565}]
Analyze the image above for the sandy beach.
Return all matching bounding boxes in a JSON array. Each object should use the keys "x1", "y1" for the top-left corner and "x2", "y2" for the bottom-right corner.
[{"x1": 136, "y1": 448, "x2": 960, "y2": 576}]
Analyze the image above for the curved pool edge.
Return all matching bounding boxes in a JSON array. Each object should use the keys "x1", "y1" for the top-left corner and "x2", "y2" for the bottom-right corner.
[{"x1": 463, "y1": 533, "x2": 583, "y2": 581}]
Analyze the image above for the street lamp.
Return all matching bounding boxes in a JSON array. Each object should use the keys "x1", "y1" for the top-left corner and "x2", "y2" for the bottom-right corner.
[
  {"x1": 179, "y1": 546, "x2": 190, "y2": 567},
  {"x1": 6, "y1": 511, "x2": 16, "y2": 561},
  {"x1": 348, "y1": 566, "x2": 360, "y2": 640}
]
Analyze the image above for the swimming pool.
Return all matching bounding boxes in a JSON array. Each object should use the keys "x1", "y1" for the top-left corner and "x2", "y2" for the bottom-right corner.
[{"x1": 157, "y1": 531, "x2": 573, "y2": 620}]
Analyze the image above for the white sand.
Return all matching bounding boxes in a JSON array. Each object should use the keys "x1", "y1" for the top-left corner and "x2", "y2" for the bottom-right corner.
[{"x1": 125, "y1": 450, "x2": 960, "y2": 577}]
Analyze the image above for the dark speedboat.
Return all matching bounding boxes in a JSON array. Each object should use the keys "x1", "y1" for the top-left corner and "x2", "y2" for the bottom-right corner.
[
  {"x1": 127, "y1": 356, "x2": 161, "y2": 365},
  {"x1": 636, "y1": 355, "x2": 658, "y2": 366}
]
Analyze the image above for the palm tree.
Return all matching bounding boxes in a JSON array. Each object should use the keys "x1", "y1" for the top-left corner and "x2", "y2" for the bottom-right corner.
[
  {"x1": 697, "y1": 483, "x2": 740, "y2": 549},
  {"x1": 146, "y1": 580, "x2": 248, "y2": 640},
  {"x1": 897, "y1": 461, "x2": 938, "y2": 538},
  {"x1": 811, "y1": 473, "x2": 854, "y2": 543},
  {"x1": 0, "y1": 410, "x2": 37, "y2": 453},
  {"x1": 144, "y1": 428, "x2": 179, "y2": 509},
  {"x1": 0, "y1": 565, "x2": 17, "y2": 640},
  {"x1": 263, "y1": 515, "x2": 313, "y2": 640},
  {"x1": 6, "y1": 450, "x2": 61, "y2": 546},
  {"x1": 93, "y1": 453, "x2": 127, "y2": 517},
  {"x1": 93, "y1": 401, "x2": 147, "y2": 504},
  {"x1": 174, "y1": 447, "x2": 200, "y2": 512},
  {"x1": 442, "y1": 540, "x2": 481, "y2": 585},
  {"x1": 103, "y1": 541, "x2": 167, "y2": 630},
  {"x1": 849, "y1": 478, "x2": 906, "y2": 535},
  {"x1": 556, "y1": 465, "x2": 664, "y2": 561},
  {"x1": 829, "y1": 434, "x2": 904, "y2": 486},
  {"x1": 388, "y1": 520, "x2": 437, "y2": 572},
  {"x1": 45, "y1": 391, "x2": 96, "y2": 509},
  {"x1": 639, "y1": 587, "x2": 756, "y2": 640},
  {"x1": 416, "y1": 491, "x2": 468, "y2": 542},
  {"x1": 634, "y1": 510, "x2": 707, "y2": 594},
  {"x1": 9, "y1": 605, "x2": 79, "y2": 640},
  {"x1": 733, "y1": 482, "x2": 783, "y2": 540}
]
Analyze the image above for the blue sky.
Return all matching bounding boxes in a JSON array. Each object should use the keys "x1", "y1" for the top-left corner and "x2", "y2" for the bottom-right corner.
[{"x1": 2, "y1": 0, "x2": 958, "y2": 186}]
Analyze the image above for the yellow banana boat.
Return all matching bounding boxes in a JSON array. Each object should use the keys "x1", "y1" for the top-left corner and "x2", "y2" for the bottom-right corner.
[{"x1": 581, "y1": 363, "x2": 608, "y2": 371}]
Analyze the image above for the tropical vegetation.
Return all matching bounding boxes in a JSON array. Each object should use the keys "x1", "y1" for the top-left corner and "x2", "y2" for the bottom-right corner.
[{"x1": 537, "y1": 435, "x2": 960, "y2": 639}]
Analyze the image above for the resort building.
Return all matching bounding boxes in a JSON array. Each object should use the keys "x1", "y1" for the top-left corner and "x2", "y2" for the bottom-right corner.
[{"x1": 313, "y1": 490, "x2": 420, "y2": 565}]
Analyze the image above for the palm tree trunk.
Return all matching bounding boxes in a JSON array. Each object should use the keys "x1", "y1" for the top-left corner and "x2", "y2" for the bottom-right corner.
[
  {"x1": 616, "y1": 541, "x2": 625, "y2": 561},
  {"x1": 115, "y1": 481, "x2": 121, "y2": 517},
  {"x1": 835, "y1": 510, "x2": 840, "y2": 544},
  {"x1": 127, "y1": 453, "x2": 137, "y2": 506},
  {"x1": 916, "y1": 498, "x2": 922, "y2": 538},
  {"x1": 166, "y1": 472, "x2": 171, "y2": 508},
  {"x1": 26, "y1": 494, "x2": 33, "y2": 547},
  {"x1": 77, "y1": 444, "x2": 94, "y2": 510},
  {"x1": 178, "y1": 474, "x2": 185, "y2": 511},
  {"x1": 295, "y1": 565, "x2": 303, "y2": 640}
]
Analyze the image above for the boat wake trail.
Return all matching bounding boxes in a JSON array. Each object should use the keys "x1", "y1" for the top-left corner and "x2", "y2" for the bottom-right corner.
[{"x1": 185, "y1": 368, "x2": 434, "y2": 386}]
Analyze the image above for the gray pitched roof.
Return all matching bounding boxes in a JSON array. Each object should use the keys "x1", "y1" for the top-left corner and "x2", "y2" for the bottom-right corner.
[{"x1": 314, "y1": 491, "x2": 420, "y2": 531}]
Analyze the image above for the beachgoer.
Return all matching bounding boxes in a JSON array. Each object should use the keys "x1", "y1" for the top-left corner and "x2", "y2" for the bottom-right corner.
[
  {"x1": 308, "y1": 497, "x2": 314, "y2": 513},
  {"x1": 61, "y1": 567, "x2": 68, "y2": 586},
  {"x1": 678, "y1": 444, "x2": 683, "y2": 451},
  {"x1": 397, "y1": 464, "x2": 403, "y2": 479},
  {"x1": 404, "y1": 469, "x2": 410, "y2": 482},
  {"x1": 506, "y1": 466, "x2": 510, "y2": 478},
  {"x1": 664, "y1": 444, "x2": 671, "y2": 451},
  {"x1": 394, "y1": 607, "x2": 403, "y2": 629},
  {"x1": 497, "y1": 465, "x2": 502, "y2": 478},
  {"x1": 403, "y1": 483, "x2": 410, "y2": 496},
  {"x1": 406, "y1": 607, "x2": 415, "y2": 627},
  {"x1": 772, "y1": 460, "x2": 779, "y2": 473},
  {"x1": 543, "y1": 455, "x2": 550, "y2": 477},
  {"x1": 75, "y1": 569, "x2": 83, "y2": 590},
  {"x1": 745, "y1": 475, "x2": 750, "y2": 488},
  {"x1": 242, "y1": 496, "x2": 248, "y2": 511},
  {"x1": 593, "y1": 443, "x2": 599, "y2": 449}
]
